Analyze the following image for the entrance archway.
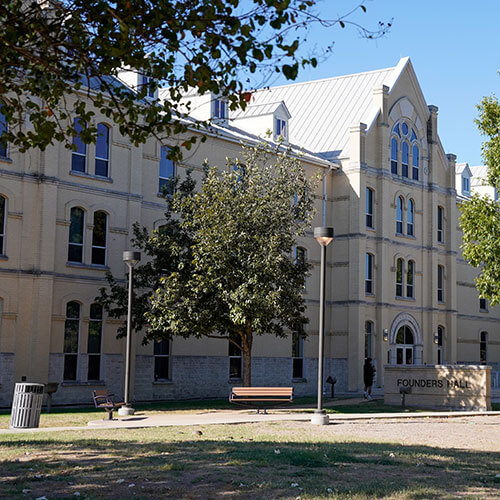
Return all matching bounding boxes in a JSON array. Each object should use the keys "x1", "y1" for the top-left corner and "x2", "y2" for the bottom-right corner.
[{"x1": 388, "y1": 313, "x2": 423, "y2": 365}]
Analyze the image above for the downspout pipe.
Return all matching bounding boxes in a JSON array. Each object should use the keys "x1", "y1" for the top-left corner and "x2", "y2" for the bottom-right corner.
[{"x1": 322, "y1": 165, "x2": 333, "y2": 226}]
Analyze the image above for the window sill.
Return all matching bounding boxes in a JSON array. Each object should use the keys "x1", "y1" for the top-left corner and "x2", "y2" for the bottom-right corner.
[
  {"x1": 366, "y1": 227, "x2": 375, "y2": 232},
  {"x1": 153, "y1": 380, "x2": 174, "y2": 385},
  {"x1": 479, "y1": 309, "x2": 489, "y2": 313},
  {"x1": 0, "y1": 254, "x2": 8, "y2": 261},
  {"x1": 61, "y1": 381, "x2": 105, "y2": 387},
  {"x1": 157, "y1": 192, "x2": 173, "y2": 199},
  {"x1": 292, "y1": 377, "x2": 307, "y2": 383},
  {"x1": 365, "y1": 292, "x2": 375, "y2": 297},
  {"x1": 395, "y1": 296, "x2": 416, "y2": 302},
  {"x1": 0, "y1": 156, "x2": 12, "y2": 164},
  {"x1": 66, "y1": 262, "x2": 110, "y2": 271},
  {"x1": 69, "y1": 171, "x2": 113, "y2": 183}
]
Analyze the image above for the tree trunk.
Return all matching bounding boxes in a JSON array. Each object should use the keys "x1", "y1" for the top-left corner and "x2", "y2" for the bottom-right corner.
[{"x1": 241, "y1": 324, "x2": 253, "y2": 386}]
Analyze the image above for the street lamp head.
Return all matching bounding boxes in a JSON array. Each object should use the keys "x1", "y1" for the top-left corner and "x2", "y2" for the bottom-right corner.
[
  {"x1": 383, "y1": 329, "x2": 389, "y2": 342},
  {"x1": 123, "y1": 251, "x2": 141, "y2": 266},
  {"x1": 314, "y1": 226, "x2": 334, "y2": 247},
  {"x1": 433, "y1": 332, "x2": 439, "y2": 345}
]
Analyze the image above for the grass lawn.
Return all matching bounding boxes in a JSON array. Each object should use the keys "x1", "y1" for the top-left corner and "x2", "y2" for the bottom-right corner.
[{"x1": 1, "y1": 420, "x2": 499, "y2": 499}]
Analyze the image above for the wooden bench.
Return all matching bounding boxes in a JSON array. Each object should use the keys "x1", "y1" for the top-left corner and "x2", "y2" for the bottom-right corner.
[
  {"x1": 229, "y1": 387, "x2": 294, "y2": 413},
  {"x1": 92, "y1": 390, "x2": 125, "y2": 420}
]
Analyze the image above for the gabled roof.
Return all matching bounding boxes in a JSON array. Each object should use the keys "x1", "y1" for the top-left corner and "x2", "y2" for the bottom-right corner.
[
  {"x1": 232, "y1": 100, "x2": 291, "y2": 120},
  {"x1": 232, "y1": 58, "x2": 410, "y2": 159},
  {"x1": 456, "y1": 162, "x2": 472, "y2": 176}
]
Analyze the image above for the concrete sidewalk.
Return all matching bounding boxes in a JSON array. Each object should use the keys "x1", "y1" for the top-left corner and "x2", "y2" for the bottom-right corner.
[{"x1": 1, "y1": 401, "x2": 499, "y2": 435}]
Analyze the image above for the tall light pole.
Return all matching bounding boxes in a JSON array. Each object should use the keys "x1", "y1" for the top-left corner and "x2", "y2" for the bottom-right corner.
[
  {"x1": 118, "y1": 250, "x2": 141, "y2": 417},
  {"x1": 311, "y1": 226, "x2": 334, "y2": 425}
]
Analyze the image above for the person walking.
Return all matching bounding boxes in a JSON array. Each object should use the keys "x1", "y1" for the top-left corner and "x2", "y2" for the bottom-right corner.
[{"x1": 363, "y1": 357, "x2": 376, "y2": 400}]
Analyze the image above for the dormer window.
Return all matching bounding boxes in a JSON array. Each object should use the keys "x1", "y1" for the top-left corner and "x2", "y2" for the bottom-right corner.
[
  {"x1": 214, "y1": 99, "x2": 227, "y2": 119},
  {"x1": 275, "y1": 118, "x2": 287, "y2": 140},
  {"x1": 140, "y1": 75, "x2": 155, "y2": 98}
]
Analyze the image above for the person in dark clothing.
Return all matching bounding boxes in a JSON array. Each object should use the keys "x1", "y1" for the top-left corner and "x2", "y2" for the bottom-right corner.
[{"x1": 363, "y1": 357, "x2": 376, "y2": 400}]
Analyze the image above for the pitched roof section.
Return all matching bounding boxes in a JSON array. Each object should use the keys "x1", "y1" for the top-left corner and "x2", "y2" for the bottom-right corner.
[
  {"x1": 232, "y1": 58, "x2": 409, "y2": 159},
  {"x1": 233, "y1": 100, "x2": 291, "y2": 119}
]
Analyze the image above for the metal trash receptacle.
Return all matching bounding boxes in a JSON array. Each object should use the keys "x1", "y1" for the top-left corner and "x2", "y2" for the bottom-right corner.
[{"x1": 10, "y1": 383, "x2": 45, "y2": 429}]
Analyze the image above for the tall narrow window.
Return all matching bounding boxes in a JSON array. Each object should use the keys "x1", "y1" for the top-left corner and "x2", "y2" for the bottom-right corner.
[
  {"x1": 229, "y1": 333, "x2": 242, "y2": 379},
  {"x1": 407, "y1": 199, "x2": 414, "y2": 236},
  {"x1": 292, "y1": 332, "x2": 304, "y2": 379},
  {"x1": 412, "y1": 145, "x2": 419, "y2": 180},
  {"x1": 396, "y1": 197, "x2": 404, "y2": 234},
  {"x1": 480, "y1": 331, "x2": 488, "y2": 364},
  {"x1": 294, "y1": 246, "x2": 306, "y2": 266},
  {"x1": 87, "y1": 303, "x2": 103, "y2": 381},
  {"x1": 391, "y1": 137, "x2": 398, "y2": 174},
  {"x1": 396, "y1": 258, "x2": 404, "y2": 297},
  {"x1": 402, "y1": 142, "x2": 409, "y2": 178},
  {"x1": 0, "y1": 108, "x2": 8, "y2": 158},
  {"x1": 437, "y1": 265, "x2": 444, "y2": 302},
  {"x1": 437, "y1": 206, "x2": 444, "y2": 243},
  {"x1": 95, "y1": 123, "x2": 109, "y2": 177},
  {"x1": 141, "y1": 75, "x2": 155, "y2": 98},
  {"x1": 366, "y1": 187, "x2": 374, "y2": 229},
  {"x1": 276, "y1": 118, "x2": 287, "y2": 139},
  {"x1": 365, "y1": 321, "x2": 373, "y2": 358},
  {"x1": 0, "y1": 196, "x2": 5, "y2": 255},
  {"x1": 437, "y1": 325, "x2": 444, "y2": 364},
  {"x1": 91, "y1": 211, "x2": 107, "y2": 265},
  {"x1": 479, "y1": 297, "x2": 488, "y2": 311},
  {"x1": 365, "y1": 253, "x2": 374, "y2": 294},
  {"x1": 214, "y1": 99, "x2": 227, "y2": 119},
  {"x1": 71, "y1": 118, "x2": 87, "y2": 173},
  {"x1": 407, "y1": 260, "x2": 414, "y2": 298},
  {"x1": 64, "y1": 301, "x2": 80, "y2": 381},
  {"x1": 159, "y1": 146, "x2": 176, "y2": 195},
  {"x1": 68, "y1": 207, "x2": 85, "y2": 263},
  {"x1": 154, "y1": 338, "x2": 170, "y2": 380}
]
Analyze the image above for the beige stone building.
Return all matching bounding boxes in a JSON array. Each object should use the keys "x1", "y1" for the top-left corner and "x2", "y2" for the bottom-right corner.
[{"x1": 0, "y1": 57, "x2": 498, "y2": 406}]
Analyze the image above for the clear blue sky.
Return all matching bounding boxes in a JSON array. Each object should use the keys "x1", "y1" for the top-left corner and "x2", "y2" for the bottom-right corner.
[{"x1": 268, "y1": 0, "x2": 500, "y2": 166}]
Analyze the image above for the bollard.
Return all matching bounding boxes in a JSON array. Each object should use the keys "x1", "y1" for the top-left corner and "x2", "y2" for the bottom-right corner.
[
  {"x1": 326, "y1": 376, "x2": 337, "y2": 398},
  {"x1": 399, "y1": 385, "x2": 411, "y2": 410}
]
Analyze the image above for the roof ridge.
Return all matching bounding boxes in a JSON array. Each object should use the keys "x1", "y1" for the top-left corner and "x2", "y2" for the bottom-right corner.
[{"x1": 253, "y1": 65, "x2": 397, "y2": 93}]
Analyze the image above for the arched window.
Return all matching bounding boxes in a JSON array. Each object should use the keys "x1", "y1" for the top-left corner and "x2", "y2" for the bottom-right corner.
[
  {"x1": 159, "y1": 146, "x2": 176, "y2": 195},
  {"x1": 365, "y1": 321, "x2": 373, "y2": 358},
  {"x1": 292, "y1": 332, "x2": 304, "y2": 379},
  {"x1": 437, "y1": 265, "x2": 444, "y2": 302},
  {"x1": 412, "y1": 144, "x2": 419, "y2": 180},
  {"x1": 0, "y1": 108, "x2": 8, "y2": 158},
  {"x1": 87, "y1": 303, "x2": 103, "y2": 381},
  {"x1": 68, "y1": 207, "x2": 85, "y2": 263},
  {"x1": 71, "y1": 118, "x2": 87, "y2": 173},
  {"x1": 95, "y1": 123, "x2": 110, "y2": 177},
  {"x1": 396, "y1": 258, "x2": 404, "y2": 297},
  {"x1": 437, "y1": 206, "x2": 444, "y2": 243},
  {"x1": 365, "y1": 253, "x2": 374, "y2": 294},
  {"x1": 64, "y1": 301, "x2": 80, "y2": 381},
  {"x1": 437, "y1": 325, "x2": 444, "y2": 364},
  {"x1": 407, "y1": 260, "x2": 414, "y2": 298},
  {"x1": 91, "y1": 211, "x2": 107, "y2": 265},
  {"x1": 395, "y1": 325, "x2": 414, "y2": 365},
  {"x1": 480, "y1": 331, "x2": 488, "y2": 364},
  {"x1": 390, "y1": 137, "x2": 398, "y2": 174},
  {"x1": 407, "y1": 199, "x2": 414, "y2": 236},
  {"x1": 366, "y1": 187, "x2": 374, "y2": 229},
  {"x1": 402, "y1": 142, "x2": 409, "y2": 178},
  {"x1": 0, "y1": 195, "x2": 5, "y2": 255},
  {"x1": 396, "y1": 196, "x2": 404, "y2": 234}
]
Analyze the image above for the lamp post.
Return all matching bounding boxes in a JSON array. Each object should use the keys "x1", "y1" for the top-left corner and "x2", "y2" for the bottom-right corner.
[
  {"x1": 118, "y1": 250, "x2": 141, "y2": 417},
  {"x1": 311, "y1": 226, "x2": 334, "y2": 425}
]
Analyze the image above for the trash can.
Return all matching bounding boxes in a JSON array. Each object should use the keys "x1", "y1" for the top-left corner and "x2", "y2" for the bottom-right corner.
[{"x1": 10, "y1": 383, "x2": 45, "y2": 429}]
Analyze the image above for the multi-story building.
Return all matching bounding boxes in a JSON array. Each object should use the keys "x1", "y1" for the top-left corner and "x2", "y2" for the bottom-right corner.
[{"x1": 0, "y1": 57, "x2": 497, "y2": 406}]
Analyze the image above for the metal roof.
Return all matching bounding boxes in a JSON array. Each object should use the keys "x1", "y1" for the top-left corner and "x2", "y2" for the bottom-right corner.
[
  {"x1": 232, "y1": 101, "x2": 291, "y2": 119},
  {"x1": 231, "y1": 59, "x2": 408, "y2": 159}
]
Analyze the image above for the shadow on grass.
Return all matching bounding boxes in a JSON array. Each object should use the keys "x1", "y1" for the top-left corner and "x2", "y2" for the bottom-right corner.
[{"x1": 1, "y1": 434, "x2": 498, "y2": 499}]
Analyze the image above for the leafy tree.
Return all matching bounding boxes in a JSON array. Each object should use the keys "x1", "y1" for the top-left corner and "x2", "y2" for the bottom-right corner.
[
  {"x1": 461, "y1": 95, "x2": 500, "y2": 305},
  {"x1": 0, "y1": 0, "x2": 390, "y2": 156},
  {"x1": 99, "y1": 141, "x2": 318, "y2": 386}
]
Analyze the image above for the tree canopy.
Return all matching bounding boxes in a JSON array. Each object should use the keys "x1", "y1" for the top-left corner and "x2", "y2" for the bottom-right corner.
[
  {"x1": 0, "y1": 0, "x2": 390, "y2": 156},
  {"x1": 460, "y1": 95, "x2": 500, "y2": 305},
  {"x1": 99, "y1": 141, "x2": 318, "y2": 385}
]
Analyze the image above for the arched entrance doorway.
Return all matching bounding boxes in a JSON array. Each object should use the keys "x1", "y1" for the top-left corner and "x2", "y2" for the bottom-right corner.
[
  {"x1": 388, "y1": 313, "x2": 423, "y2": 365},
  {"x1": 395, "y1": 325, "x2": 414, "y2": 365}
]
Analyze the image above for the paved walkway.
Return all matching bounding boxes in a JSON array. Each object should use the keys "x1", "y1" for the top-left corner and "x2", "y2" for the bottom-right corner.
[{"x1": 1, "y1": 398, "x2": 499, "y2": 435}]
